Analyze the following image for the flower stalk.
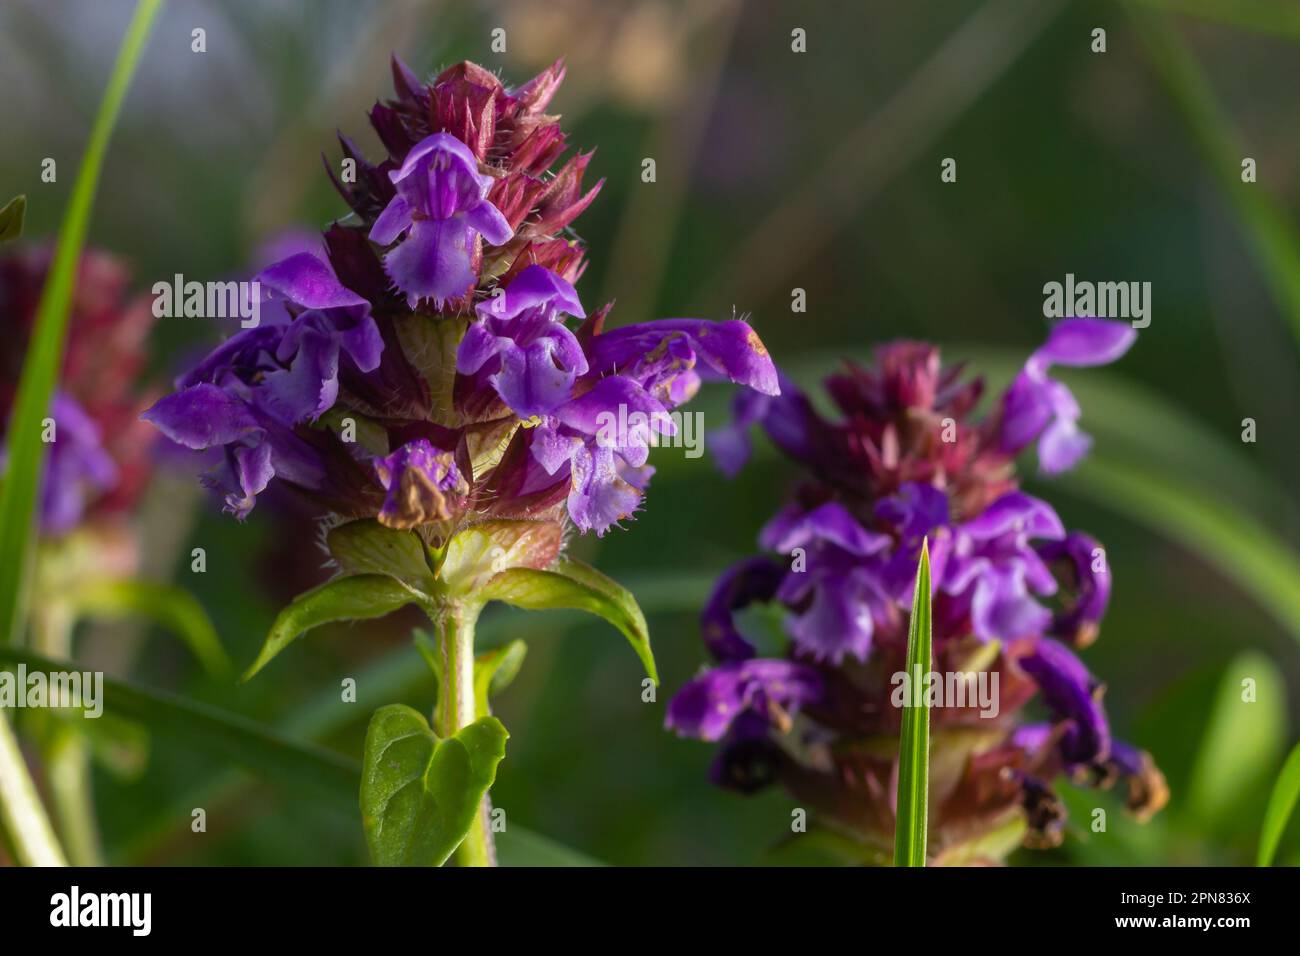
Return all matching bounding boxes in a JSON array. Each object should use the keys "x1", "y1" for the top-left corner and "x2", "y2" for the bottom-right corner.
[
  {"x1": 0, "y1": 710, "x2": 67, "y2": 867},
  {"x1": 433, "y1": 599, "x2": 495, "y2": 867}
]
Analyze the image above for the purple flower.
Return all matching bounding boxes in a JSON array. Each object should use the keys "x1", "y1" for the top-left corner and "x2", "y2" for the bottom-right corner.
[
  {"x1": 939, "y1": 491, "x2": 1065, "y2": 641},
  {"x1": 586, "y1": 318, "x2": 781, "y2": 405},
  {"x1": 1018, "y1": 638, "x2": 1110, "y2": 766},
  {"x1": 374, "y1": 439, "x2": 467, "y2": 529},
  {"x1": 699, "y1": 556, "x2": 785, "y2": 661},
  {"x1": 143, "y1": 254, "x2": 381, "y2": 519},
  {"x1": 36, "y1": 392, "x2": 118, "y2": 534},
  {"x1": 665, "y1": 658, "x2": 823, "y2": 742},
  {"x1": 998, "y1": 318, "x2": 1136, "y2": 474},
  {"x1": 1037, "y1": 531, "x2": 1111, "y2": 647},
  {"x1": 369, "y1": 133, "x2": 513, "y2": 307},
  {"x1": 761, "y1": 501, "x2": 893, "y2": 664},
  {"x1": 457, "y1": 265, "x2": 588, "y2": 419}
]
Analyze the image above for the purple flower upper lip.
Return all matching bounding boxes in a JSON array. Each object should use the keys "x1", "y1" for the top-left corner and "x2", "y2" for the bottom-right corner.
[
  {"x1": 37, "y1": 392, "x2": 118, "y2": 534},
  {"x1": 998, "y1": 318, "x2": 1136, "y2": 474},
  {"x1": 369, "y1": 132, "x2": 514, "y2": 308}
]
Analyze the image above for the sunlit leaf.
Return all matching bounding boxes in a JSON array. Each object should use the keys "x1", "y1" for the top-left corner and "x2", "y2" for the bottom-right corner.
[
  {"x1": 242, "y1": 574, "x2": 425, "y2": 681},
  {"x1": 326, "y1": 519, "x2": 437, "y2": 591},
  {"x1": 478, "y1": 556, "x2": 656, "y2": 682},
  {"x1": 1187, "y1": 651, "x2": 1286, "y2": 828},
  {"x1": 1257, "y1": 741, "x2": 1300, "y2": 866}
]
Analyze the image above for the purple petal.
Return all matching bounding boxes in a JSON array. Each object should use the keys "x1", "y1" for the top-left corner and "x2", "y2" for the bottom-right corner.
[
  {"x1": 566, "y1": 442, "x2": 640, "y2": 536},
  {"x1": 369, "y1": 194, "x2": 414, "y2": 245},
  {"x1": 466, "y1": 199, "x2": 513, "y2": 247},
  {"x1": 587, "y1": 319, "x2": 780, "y2": 398},
  {"x1": 142, "y1": 384, "x2": 263, "y2": 450},
  {"x1": 759, "y1": 501, "x2": 891, "y2": 556},
  {"x1": 700, "y1": 556, "x2": 786, "y2": 661},
  {"x1": 258, "y1": 253, "x2": 367, "y2": 310},
  {"x1": 665, "y1": 659, "x2": 823, "y2": 742},
  {"x1": 476, "y1": 264, "x2": 584, "y2": 322},
  {"x1": 1018, "y1": 638, "x2": 1110, "y2": 765},
  {"x1": 383, "y1": 218, "x2": 475, "y2": 308},
  {"x1": 1032, "y1": 318, "x2": 1137, "y2": 371}
]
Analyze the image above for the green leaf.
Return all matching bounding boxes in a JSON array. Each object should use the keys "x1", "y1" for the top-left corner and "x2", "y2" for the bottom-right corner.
[
  {"x1": 893, "y1": 539, "x2": 932, "y2": 867},
  {"x1": 67, "y1": 578, "x2": 230, "y2": 677},
  {"x1": 1187, "y1": 651, "x2": 1286, "y2": 829},
  {"x1": 479, "y1": 556, "x2": 657, "y2": 682},
  {"x1": 0, "y1": 648, "x2": 358, "y2": 812},
  {"x1": 326, "y1": 519, "x2": 437, "y2": 592},
  {"x1": 360, "y1": 704, "x2": 507, "y2": 866},
  {"x1": 1258, "y1": 742, "x2": 1300, "y2": 867},
  {"x1": 0, "y1": 195, "x2": 26, "y2": 242},
  {"x1": 242, "y1": 574, "x2": 423, "y2": 682},
  {"x1": 473, "y1": 639, "x2": 528, "y2": 718},
  {"x1": 0, "y1": 0, "x2": 162, "y2": 645}
]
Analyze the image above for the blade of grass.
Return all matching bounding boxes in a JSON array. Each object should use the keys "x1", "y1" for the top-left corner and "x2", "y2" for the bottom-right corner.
[
  {"x1": 893, "y1": 539, "x2": 932, "y2": 867},
  {"x1": 1132, "y1": 7, "x2": 1300, "y2": 353},
  {"x1": 0, "y1": 0, "x2": 162, "y2": 644},
  {"x1": 1258, "y1": 742, "x2": 1300, "y2": 866},
  {"x1": 1123, "y1": 0, "x2": 1300, "y2": 40}
]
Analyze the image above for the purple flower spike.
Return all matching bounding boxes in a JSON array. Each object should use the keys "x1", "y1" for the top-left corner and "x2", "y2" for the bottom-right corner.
[
  {"x1": 370, "y1": 132, "x2": 513, "y2": 307},
  {"x1": 1018, "y1": 638, "x2": 1110, "y2": 766},
  {"x1": 665, "y1": 658, "x2": 823, "y2": 742},
  {"x1": 374, "y1": 439, "x2": 466, "y2": 529},
  {"x1": 998, "y1": 318, "x2": 1136, "y2": 475},
  {"x1": 458, "y1": 265, "x2": 588, "y2": 419}
]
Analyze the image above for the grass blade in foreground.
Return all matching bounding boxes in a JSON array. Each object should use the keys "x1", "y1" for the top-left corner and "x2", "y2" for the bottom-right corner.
[
  {"x1": 893, "y1": 539, "x2": 933, "y2": 867},
  {"x1": 1257, "y1": 742, "x2": 1300, "y2": 867},
  {"x1": 0, "y1": 0, "x2": 163, "y2": 644}
]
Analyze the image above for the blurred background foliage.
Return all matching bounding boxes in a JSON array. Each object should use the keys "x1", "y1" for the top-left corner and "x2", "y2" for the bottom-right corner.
[{"x1": 2, "y1": 0, "x2": 1298, "y2": 865}]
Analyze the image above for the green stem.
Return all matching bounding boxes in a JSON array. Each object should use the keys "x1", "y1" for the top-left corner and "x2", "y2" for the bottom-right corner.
[
  {"x1": 434, "y1": 601, "x2": 495, "y2": 867},
  {"x1": 32, "y1": 606, "x2": 104, "y2": 866},
  {"x1": 0, "y1": 711, "x2": 67, "y2": 866}
]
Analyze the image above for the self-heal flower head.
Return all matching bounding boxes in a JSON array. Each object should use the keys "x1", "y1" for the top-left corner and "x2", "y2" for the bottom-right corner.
[
  {"x1": 669, "y1": 331, "x2": 1164, "y2": 864},
  {"x1": 144, "y1": 55, "x2": 778, "y2": 559},
  {"x1": 370, "y1": 133, "x2": 513, "y2": 308}
]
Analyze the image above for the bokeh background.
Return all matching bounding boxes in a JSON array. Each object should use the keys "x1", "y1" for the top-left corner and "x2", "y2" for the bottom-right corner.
[{"x1": 2, "y1": 0, "x2": 1298, "y2": 865}]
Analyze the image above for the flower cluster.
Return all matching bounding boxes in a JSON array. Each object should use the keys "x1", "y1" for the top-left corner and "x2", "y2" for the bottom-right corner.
[
  {"x1": 667, "y1": 319, "x2": 1167, "y2": 864},
  {"x1": 1, "y1": 246, "x2": 158, "y2": 537},
  {"x1": 143, "y1": 58, "x2": 777, "y2": 550}
]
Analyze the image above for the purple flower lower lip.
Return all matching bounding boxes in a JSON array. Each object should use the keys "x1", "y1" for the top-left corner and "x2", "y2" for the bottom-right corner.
[{"x1": 369, "y1": 132, "x2": 513, "y2": 307}]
